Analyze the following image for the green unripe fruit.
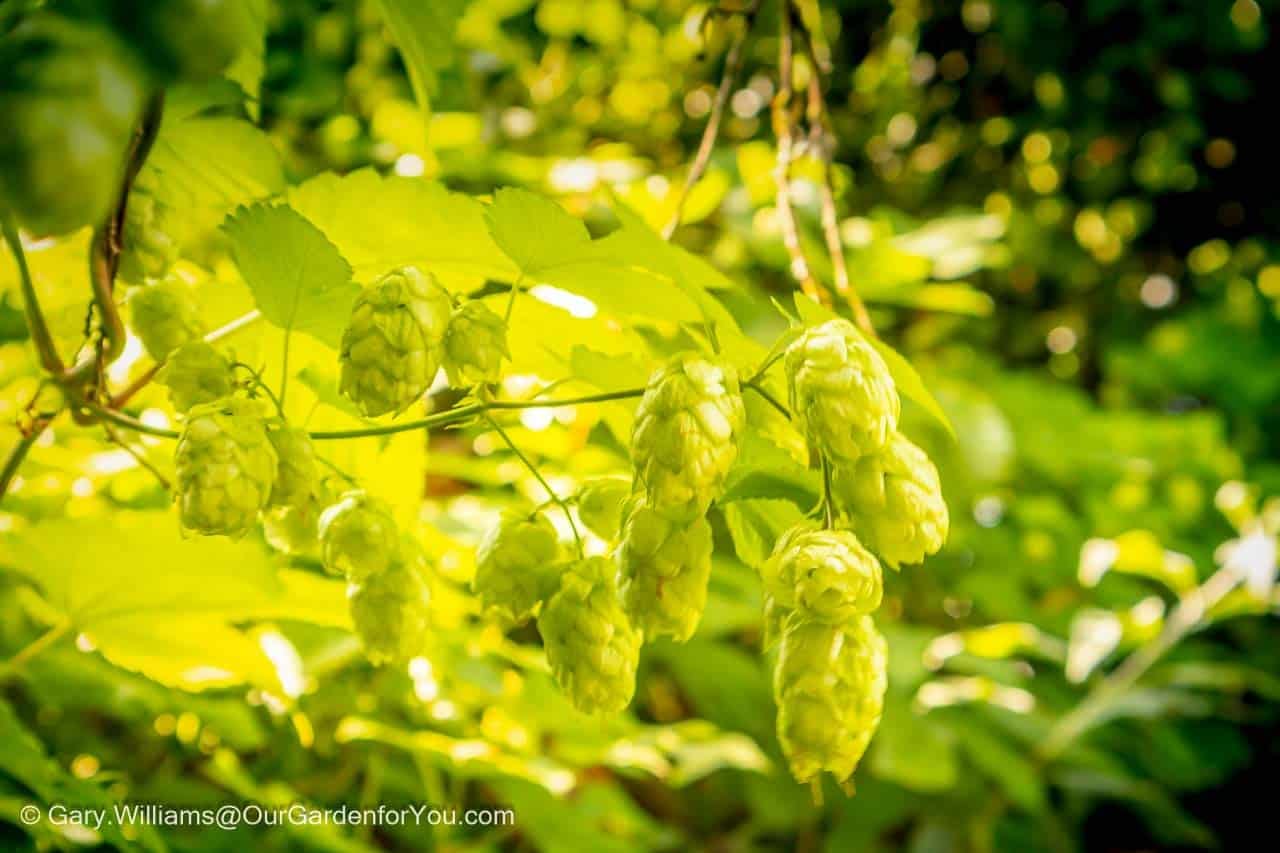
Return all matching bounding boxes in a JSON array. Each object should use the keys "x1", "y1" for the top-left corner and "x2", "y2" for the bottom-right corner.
[
  {"x1": 318, "y1": 491, "x2": 400, "y2": 583},
  {"x1": 174, "y1": 397, "x2": 277, "y2": 537},
  {"x1": 631, "y1": 353, "x2": 745, "y2": 522},
  {"x1": 119, "y1": 181, "x2": 178, "y2": 282},
  {"x1": 576, "y1": 477, "x2": 631, "y2": 541},
  {"x1": 155, "y1": 341, "x2": 233, "y2": 413},
  {"x1": 265, "y1": 421, "x2": 319, "y2": 510},
  {"x1": 774, "y1": 615, "x2": 887, "y2": 785},
  {"x1": 0, "y1": 16, "x2": 146, "y2": 236},
  {"x1": 786, "y1": 319, "x2": 899, "y2": 463},
  {"x1": 835, "y1": 431, "x2": 949, "y2": 569},
  {"x1": 128, "y1": 279, "x2": 205, "y2": 360},
  {"x1": 617, "y1": 500, "x2": 713, "y2": 642},
  {"x1": 442, "y1": 300, "x2": 509, "y2": 386},
  {"x1": 760, "y1": 526, "x2": 882, "y2": 624},
  {"x1": 348, "y1": 556, "x2": 432, "y2": 665},
  {"x1": 537, "y1": 556, "x2": 640, "y2": 714},
  {"x1": 339, "y1": 266, "x2": 453, "y2": 417},
  {"x1": 472, "y1": 511, "x2": 563, "y2": 626}
]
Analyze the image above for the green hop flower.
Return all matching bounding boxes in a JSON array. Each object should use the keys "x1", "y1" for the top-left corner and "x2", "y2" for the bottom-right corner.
[
  {"x1": 119, "y1": 180, "x2": 178, "y2": 283},
  {"x1": 631, "y1": 353, "x2": 745, "y2": 521},
  {"x1": 262, "y1": 489, "x2": 326, "y2": 558},
  {"x1": 174, "y1": 397, "x2": 277, "y2": 537},
  {"x1": 473, "y1": 511, "x2": 563, "y2": 626},
  {"x1": 760, "y1": 526, "x2": 882, "y2": 624},
  {"x1": 339, "y1": 266, "x2": 453, "y2": 417},
  {"x1": 538, "y1": 556, "x2": 641, "y2": 714},
  {"x1": 576, "y1": 477, "x2": 631, "y2": 541},
  {"x1": 128, "y1": 279, "x2": 205, "y2": 360},
  {"x1": 762, "y1": 594, "x2": 791, "y2": 651},
  {"x1": 835, "y1": 431, "x2": 949, "y2": 569},
  {"x1": 0, "y1": 15, "x2": 145, "y2": 236},
  {"x1": 265, "y1": 421, "x2": 319, "y2": 510},
  {"x1": 786, "y1": 319, "x2": 899, "y2": 463},
  {"x1": 349, "y1": 556, "x2": 432, "y2": 665},
  {"x1": 442, "y1": 300, "x2": 509, "y2": 386},
  {"x1": 155, "y1": 341, "x2": 233, "y2": 413},
  {"x1": 617, "y1": 500, "x2": 713, "y2": 642},
  {"x1": 318, "y1": 491, "x2": 400, "y2": 582},
  {"x1": 774, "y1": 615, "x2": 888, "y2": 785}
]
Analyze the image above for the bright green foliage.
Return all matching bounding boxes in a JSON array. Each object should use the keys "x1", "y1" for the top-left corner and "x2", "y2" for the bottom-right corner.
[
  {"x1": 786, "y1": 319, "x2": 900, "y2": 463},
  {"x1": 760, "y1": 526, "x2": 883, "y2": 624},
  {"x1": 173, "y1": 397, "x2": 277, "y2": 537},
  {"x1": 576, "y1": 476, "x2": 632, "y2": 541},
  {"x1": 155, "y1": 340, "x2": 234, "y2": 413},
  {"x1": 265, "y1": 421, "x2": 319, "y2": 509},
  {"x1": 538, "y1": 556, "x2": 641, "y2": 714},
  {"x1": 348, "y1": 555, "x2": 432, "y2": 664},
  {"x1": 119, "y1": 180, "x2": 179, "y2": 282},
  {"x1": 0, "y1": 15, "x2": 145, "y2": 236},
  {"x1": 338, "y1": 265, "x2": 452, "y2": 416},
  {"x1": 835, "y1": 431, "x2": 949, "y2": 569},
  {"x1": 617, "y1": 500, "x2": 713, "y2": 642},
  {"x1": 443, "y1": 299, "x2": 509, "y2": 386},
  {"x1": 127, "y1": 278, "x2": 205, "y2": 360},
  {"x1": 472, "y1": 511, "x2": 562, "y2": 626},
  {"x1": 101, "y1": 0, "x2": 247, "y2": 81},
  {"x1": 318, "y1": 491, "x2": 401, "y2": 582},
  {"x1": 774, "y1": 615, "x2": 888, "y2": 785},
  {"x1": 631, "y1": 353, "x2": 745, "y2": 521}
]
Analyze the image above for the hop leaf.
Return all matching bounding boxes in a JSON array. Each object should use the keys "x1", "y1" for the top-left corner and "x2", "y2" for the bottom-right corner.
[
  {"x1": 174, "y1": 397, "x2": 277, "y2": 537},
  {"x1": 774, "y1": 615, "x2": 888, "y2": 785},
  {"x1": 576, "y1": 477, "x2": 631, "y2": 541},
  {"x1": 265, "y1": 420, "x2": 319, "y2": 510},
  {"x1": 128, "y1": 278, "x2": 205, "y2": 360},
  {"x1": 338, "y1": 265, "x2": 452, "y2": 417},
  {"x1": 786, "y1": 319, "x2": 899, "y2": 463},
  {"x1": 318, "y1": 491, "x2": 400, "y2": 582},
  {"x1": 155, "y1": 341, "x2": 234, "y2": 414},
  {"x1": 617, "y1": 499, "x2": 713, "y2": 642},
  {"x1": 119, "y1": 180, "x2": 178, "y2": 283},
  {"x1": 349, "y1": 555, "x2": 432, "y2": 665},
  {"x1": 537, "y1": 556, "x2": 641, "y2": 714},
  {"x1": 760, "y1": 526, "x2": 882, "y2": 624},
  {"x1": 631, "y1": 353, "x2": 745, "y2": 521},
  {"x1": 835, "y1": 431, "x2": 949, "y2": 569},
  {"x1": 472, "y1": 511, "x2": 563, "y2": 626},
  {"x1": 442, "y1": 300, "x2": 509, "y2": 386}
]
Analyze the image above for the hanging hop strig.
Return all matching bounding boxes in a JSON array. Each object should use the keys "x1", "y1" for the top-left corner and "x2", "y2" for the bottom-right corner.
[
  {"x1": 472, "y1": 511, "x2": 563, "y2": 627},
  {"x1": 155, "y1": 341, "x2": 233, "y2": 414},
  {"x1": 760, "y1": 526, "x2": 883, "y2": 624},
  {"x1": 348, "y1": 552, "x2": 432, "y2": 665},
  {"x1": 442, "y1": 300, "x2": 509, "y2": 386},
  {"x1": 575, "y1": 477, "x2": 632, "y2": 541},
  {"x1": 174, "y1": 398, "x2": 277, "y2": 537},
  {"x1": 786, "y1": 319, "x2": 899, "y2": 463},
  {"x1": 128, "y1": 278, "x2": 205, "y2": 360},
  {"x1": 834, "y1": 431, "x2": 949, "y2": 569},
  {"x1": 617, "y1": 499, "x2": 713, "y2": 642},
  {"x1": 774, "y1": 615, "x2": 888, "y2": 785},
  {"x1": 339, "y1": 265, "x2": 452, "y2": 417},
  {"x1": 265, "y1": 420, "x2": 319, "y2": 510},
  {"x1": 538, "y1": 557, "x2": 641, "y2": 714},
  {"x1": 631, "y1": 353, "x2": 745, "y2": 521},
  {"x1": 319, "y1": 491, "x2": 400, "y2": 583}
]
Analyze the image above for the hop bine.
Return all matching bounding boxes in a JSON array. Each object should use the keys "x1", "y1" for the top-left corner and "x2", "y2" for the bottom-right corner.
[
  {"x1": 173, "y1": 398, "x2": 277, "y2": 537},
  {"x1": 442, "y1": 300, "x2": 509, "y2": 386},
  {"x1": 617, "y1": 499, "x2": 713, "y2": 642},
  {"x1": 472, "y1": 511, "x2": 563, "y2": 626},
  {"x1": 761, "y1": 526, "x2": 883, "y2": 624},
  {"x1": 318, "y1": 491, "x2": 400, "y2": 582},
  {"x1": 128, "y1": 278, "x2": 205, "y2": 360},
  {"x1": 155, "y1": 341, "x2": 233, "y2": 414}
]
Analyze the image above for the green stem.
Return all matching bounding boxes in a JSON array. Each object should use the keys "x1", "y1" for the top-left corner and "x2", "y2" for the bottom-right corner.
[
  {"x1": 483, "y1": 413, "x2": 583, "y2": 555},
  {"x1": 820, "y1": 455, "x2": 835, "y2": 529},
  {"x1": 744, "y1": 380, "x2": 790, "y2": 418},
  {"x1": 504, "y1": 274, "x2": 522, "y2": 323},
  {"x1": 0, "y1": 621, "x2": 71, "y2": 682},
  {"x1": 279, "y1": 328, "x2": 292, "y2": 409},
  {"x1": 2, "y1": 212, "x2": 65, "y2": 375},
  {"x1": 0, "y1": 430, "x2": 42, "y2": 505}
]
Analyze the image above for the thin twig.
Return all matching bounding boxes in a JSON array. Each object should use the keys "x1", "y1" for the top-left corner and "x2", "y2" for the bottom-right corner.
[
  {"x1": 101, "y1": 421, "x2": 170, "y2": 489},
  {"x1": 1, "y1": 213, "x2": 65, "y2": 375},
  {"x1": 483, "y1": 413, "x2": 583, "y2": 555},
  {"x1": 0, "y1": 430, "x2": 41, "y2": 506},
  {"x1": 0, "y1": 621, "x2": 71, "y2": 682},
  {"x1": 744, "y1": 379, "x2": 789, "y2": 418},
  {"x1": 110, "y1": 310, "x2": 262, "y2": 408}
]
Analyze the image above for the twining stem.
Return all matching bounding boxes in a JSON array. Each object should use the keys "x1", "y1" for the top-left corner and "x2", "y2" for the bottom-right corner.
[
  {"x1": 483, "y1": 413, "x2": 583, "y2": 555},
  {"x1": 111, "y1": 309, "x2": 263, "y2": 408},
  {"x1": 0, "y1": 431, "x2": 41, "y2": 505},
  {"x1": 0, "y1": 620, "x2": 71, "y2": 682},
  {"x1": 744, "y1": 379, "x2": 789, "y2": 418},
  {"x1": 1, "y1": 212, "x2": 65, "y2": 375}
]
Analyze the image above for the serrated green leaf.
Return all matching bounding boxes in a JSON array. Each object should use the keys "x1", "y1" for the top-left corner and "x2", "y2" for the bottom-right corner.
[
  {"x1": 372, "y1": 0, "x2": 471, "y2": 131},
  {"x1": 721, "y1": 430, "x2": 819, "y2": 506},
  {"x1": 721, "y1": 498, "x2": 804, "y2": 569}
]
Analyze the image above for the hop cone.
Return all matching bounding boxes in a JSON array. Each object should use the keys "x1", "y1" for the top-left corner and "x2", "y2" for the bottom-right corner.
[
  {"x1": 774, "y1": 615, "x2": 888, "y2": 785},
  {"x1": 473, "y1": 511, "x2": 563, "y2": 626},
  {"x1": 263, "y1": 492, "x2": 324, "y2": 558},
  {"x1": 835, "y1": 431, "x2": 949, "y2": 568},
  {"x1": 120, "y1": 182, "x2": 178, "y2": 283},
  {"x1": 617, "y1": 500, "x2": 713, "y2": 642},
  {"x1": 349, "y1": 556, "x2": 431, "y2": 665},
  {"x1": 538, "y1": 556, "x2": 640, "y2": 714},
  {"x1": 442, "y1": 300, "x2": 509, "y2": 386},
  {"x1": 339, "y1": 266, "x2": 452, "y2": 416},
  {"x1": 762, "y1": 594, "x2": 791, "y2": 651},
  {"x1": 318, "y1": 491, "x2": 400, "y2": 583},
  {"x1": 128, "y1": 279, "x2": 204, "y2": 360},
  {"x1": 631, "y1": 353, "x2": 745, "y2": 521},
  {"x1": 760, "y1": 526, "x2": 882, "y2": 624},
  {"x1": 174, "y1": 398, "x2": 277, "y2": 537},
  {"x1": 265, "y1": 421, "x2": 319, "y2": 510},
  {"x1": 786, "y1": 319, "x2": 899, "y2": 463},
  {"x1": 576, "y1": 477, "x2": 631, "y2": 541},
  {"x1": 155, "y1": 341, "x2": 233, "y2": 414}
]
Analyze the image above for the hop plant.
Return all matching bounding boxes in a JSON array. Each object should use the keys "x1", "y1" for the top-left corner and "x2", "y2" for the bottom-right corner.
[
  {"x1": 472, "y1": 511, "x2": 563, "y2": 626},
  {"x1": 442, "y1": 300, "x2": 509, "y2": 386},
  {"x1": 631, "y1": 353, "x2": 745, "y2": 521},
  {"x1": 128, "y1": 279, "x2": 204, "y2": 360},
  {"x1": 155, "y1": 341, "x2": 233, "y2": 413},
  {"x1": 774, "y1": 615, "x2": 888, "y2": 785},
  {"x1": 576, "y1": 477, "x2": 631, "y2": 541},
  {"x1": 263, "y1": 490, "x2": 326, "y2": 558},
  {"x1": 617, "y1": 500, "x2": 713, "y2": 642},
  {"x1": 348, "y1": 556, "x2": 432, "y2": 665},
  {"x1": 786, "y1": 319, "x2": 899, "y2": 463},
  {"x1": 119, "y1": 182, "x2": 178, "y2": 283},
  {"x1": 265, "y1": 421, "x2": 319, "y2": 510},
  {"x1": 174, "y1": 398, "x2": 277, "y2": 537},
  {"x1": 538, "y1": 556, "x2": 641, "y2": 714},
  {"x1": 339, "y1": 265, "x2": 453, "y2": 417},
  {"x1": 835, "y1": 431, "x2": 949, "y2": 569},
  {"x1": 760, "y1": 526, "x2": 883, "y2": 624},
  {"x1": 318, "y1": 491, "x2": 400, "y2": 583}
]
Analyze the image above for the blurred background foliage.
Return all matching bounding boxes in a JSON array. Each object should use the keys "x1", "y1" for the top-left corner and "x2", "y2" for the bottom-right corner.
[{"x1": 3, "y1": 0, "x2": 1280, "y2": 851}]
